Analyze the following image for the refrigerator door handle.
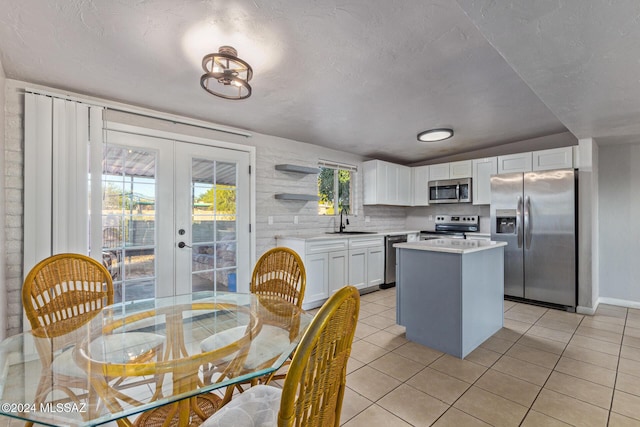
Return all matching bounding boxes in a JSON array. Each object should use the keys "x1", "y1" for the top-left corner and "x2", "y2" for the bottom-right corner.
[
  {"x1": 516, "y1": 196, "x2": 523, "y2": 248},
  {"x1": 524, "y1": 195, "x2": 532, "y2": 249}
]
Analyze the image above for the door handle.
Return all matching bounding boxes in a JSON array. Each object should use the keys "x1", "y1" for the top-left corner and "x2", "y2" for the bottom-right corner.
[
  {"x1": 516, "y1": 196, "x2": 523, "y2": 248},
  {"x1": 524, "y1": 196, "x2": 531, "y2": 249},
  {"x1": 178, "y1": 242, "x2": 192, "y2": 249}
]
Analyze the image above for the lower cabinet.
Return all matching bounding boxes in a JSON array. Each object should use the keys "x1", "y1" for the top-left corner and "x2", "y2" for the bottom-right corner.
[
  {"x1": 276, "y1": 235, "x2": 384, "y2": 309},
  {"x1": 304, "y1": 252, "x2": 330, "y2": 305},
  {"x1": 348, "y1": 236, "x2": 385, "y2": 290},
  {"x1": 328, "y1": 250, "x2": 349, "y2": 295},
  {"x1": 366, "y1": 245, "x2": 385, "y2": 287}
]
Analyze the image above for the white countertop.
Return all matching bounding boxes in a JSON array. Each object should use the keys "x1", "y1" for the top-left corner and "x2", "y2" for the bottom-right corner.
[
  {"x1": 394, "y1": 238, "x2": 507, "y2": 254},
  {"x1": 276, "y1": 230, "x2": 420, "y2": 241}
]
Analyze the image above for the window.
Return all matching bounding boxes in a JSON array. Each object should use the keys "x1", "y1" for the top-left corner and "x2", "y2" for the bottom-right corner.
[{"x1": 317, "y1": 160, "x2": 357, "y2": 215}]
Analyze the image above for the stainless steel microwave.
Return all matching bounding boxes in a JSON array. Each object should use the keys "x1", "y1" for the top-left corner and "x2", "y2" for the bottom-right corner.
[{"x1": 428, "y1": 178, "x2": 472, "y2": 204}]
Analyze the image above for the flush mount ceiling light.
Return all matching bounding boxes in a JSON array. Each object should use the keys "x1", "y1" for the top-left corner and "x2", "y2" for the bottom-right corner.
[
  {"x1": 200, "y1": 46, "x2": 253, "y2": 100},
  {"x1": 417, "y1": 128, "x2": 454, "y2": 142}
]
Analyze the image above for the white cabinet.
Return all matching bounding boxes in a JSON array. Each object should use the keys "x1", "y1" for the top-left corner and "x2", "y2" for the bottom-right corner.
[
  {"x1": 363, "y1": 160, "x2": 411, "y2": 205},
  {"x1": 428, "y1": 163, "x2": 450, "y2": 181},
  {"x1": 497, "y1": 152, "x2": 533, "y2": 174},
  {"x1": 449, "y1": 160, "x2": 473, "y2": 179},
  {"x1": 412, "y1": 165, "x2": 430, "y2": 206},
  {"x1": 304, "y1": 252, "x2": 329, "y2": 305},
  {"x1": 275, "y1": 237, "x2": 348, "y2": 309},
  {"x1": 348, "y1": 248, "x2": 367, "y2": 289},
  {"x1": 276, "y1": 235, "x2": 383, "y2": 307},
  {"x1": 328, "y1": 250, "x2": 348, "y2": 295},
  {"x1": 497, "y1": 147, "x2": 575, "y2": 175},
  {"x1": 428, "y1": 160, "x2": 472, "y2": 181},
  {"x1": 532, "y1": 147, "x2": 573, "y2": 171},
  {"x1": 348, "y1": 236, "x2": 385, "y2": 291},
  {"x1": 472, "y1": 157, "x2": 497, "y2": 205},
  {"x1": 366, "y1": 245, "x2": 385, "y2": 287}
]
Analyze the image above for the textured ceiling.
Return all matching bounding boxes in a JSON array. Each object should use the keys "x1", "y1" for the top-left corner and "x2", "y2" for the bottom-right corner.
[{"x1": 0, "y1": 1, "x2": 637, "y2": 164}]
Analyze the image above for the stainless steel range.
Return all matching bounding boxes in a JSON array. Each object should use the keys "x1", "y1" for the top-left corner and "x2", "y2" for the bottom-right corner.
[{"x1": 420, "y1": 215, "x2": 479, "y2": 240}]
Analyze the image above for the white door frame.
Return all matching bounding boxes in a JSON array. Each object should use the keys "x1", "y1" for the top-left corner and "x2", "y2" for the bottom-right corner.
[{"x1": 101, "y1": 122, "x2": 256, "y2": 294}]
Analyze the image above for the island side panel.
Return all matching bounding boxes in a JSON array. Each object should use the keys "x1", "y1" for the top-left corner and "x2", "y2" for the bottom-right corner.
[
  {"x1": 397, "y1": 248, "x2": 462, "y2": 357},
  {"x1": 461, "y1": 247, "x2": 505, "y2": 358}
]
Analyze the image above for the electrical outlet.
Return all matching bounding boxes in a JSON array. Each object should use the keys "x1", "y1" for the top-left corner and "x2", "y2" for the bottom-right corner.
[
  {"x1": 293, "y1": 216, "x2": 298, "y2": 224},
  {"x1": 268, "y1": 216, "x2": 273, "y2": 225},
  {"x1": 365, "y1": 216, "x2": 371, "y2": 223},
  {"x1": 428, "y1": 215, "x2": 433, "y2": 221}
]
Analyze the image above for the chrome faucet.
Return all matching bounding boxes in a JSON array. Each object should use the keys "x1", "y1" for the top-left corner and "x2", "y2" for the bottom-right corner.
[{"x1": 339, "y1": 208, "x2": 349, "y2": 233}]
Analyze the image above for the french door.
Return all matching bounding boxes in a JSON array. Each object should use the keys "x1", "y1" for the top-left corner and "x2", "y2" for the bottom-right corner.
[{"x1": 99, "y1": 130, "x2": 251, "y2": 302}]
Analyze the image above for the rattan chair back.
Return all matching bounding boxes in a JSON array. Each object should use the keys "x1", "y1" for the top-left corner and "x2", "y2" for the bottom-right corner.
[
  {"x1": 251, "y1": 247, "x2": 306, "y2": 309},
  {"x1": 277, "y1": 285, "x2": 360, "y2": 427},
  {"x1": 22, "y1": 253, "x2": 114, "y2": 364}
]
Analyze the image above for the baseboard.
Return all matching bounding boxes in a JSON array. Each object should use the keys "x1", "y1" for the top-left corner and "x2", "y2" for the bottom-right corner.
[{"x1": 597, "y1": 297, "x2": 640, "y2": 310}]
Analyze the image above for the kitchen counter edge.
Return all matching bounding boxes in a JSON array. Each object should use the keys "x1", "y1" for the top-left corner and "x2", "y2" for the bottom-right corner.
[
  {"x1": 275, "y1": 230, "x2": 420, "y2": 241},
  {"x1": 394, "y1": 239, "x2": 507, "y2": 254}
]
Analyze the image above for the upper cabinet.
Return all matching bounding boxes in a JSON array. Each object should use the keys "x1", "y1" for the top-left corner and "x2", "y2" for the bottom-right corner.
[
  {"x1": 363, "y1": 160, "x2": 411, "y2": 206},
  {"x1": 449, "y1": 160, "x2": 473, "y2": 179},
  {"x1": 498, "y1": 147, "x2": 574, "y2": 174},
  {"x1": 472, "y1": 157, "x2": 497, "y2": 205},
  {"x1": 428, "y1": 163, "x2": 450, "y2": 181},
  {"x1": 428, "y1": 160, "x2": 472, "y2": 181},
  {"x1": 497, "y1": 152, "x2": 533, "y2": 174},
  {"x1": 532, "y1": 147, "x2": 574, "y2": 171},
  {"x1": 412, "y1": 165, "x2": 430, "y2": 206}
]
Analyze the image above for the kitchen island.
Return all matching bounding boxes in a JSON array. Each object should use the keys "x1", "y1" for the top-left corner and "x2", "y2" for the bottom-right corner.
[{"x1": 394, "y1": 238, "x2": 507, "y2": 358}]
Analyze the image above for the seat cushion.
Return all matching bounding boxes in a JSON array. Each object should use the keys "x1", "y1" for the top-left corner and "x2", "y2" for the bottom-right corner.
[
  {"x1": 200, "y1": 325, "x2": 292, "y2": 370},
  {"x1": 201, "y1": 384, "x2": 281, "y2": 427},
  {"x1": 52, "y1": 332, "x2": 165, "y2": 378}
]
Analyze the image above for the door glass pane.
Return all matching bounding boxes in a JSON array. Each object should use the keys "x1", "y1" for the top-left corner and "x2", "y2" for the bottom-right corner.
[
  {"x1": 191, "y1": 159, "x2": 238, "y2": 292},
  {"x1": 102, "y1": 145, "x2": 157, "y2": 303}
]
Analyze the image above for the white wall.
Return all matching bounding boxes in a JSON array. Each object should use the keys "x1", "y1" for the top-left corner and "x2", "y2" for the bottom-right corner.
[{"x1": 598, "y1": 142, "x2": 640, "y2": 306}]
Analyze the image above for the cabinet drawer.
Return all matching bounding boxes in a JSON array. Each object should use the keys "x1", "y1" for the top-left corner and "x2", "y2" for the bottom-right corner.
[
  {"x1": 348, "y1": 236, "x2": 384, "y2": 249},
  {"x1": 306, "y1": 239, "x2": 348, "y2": 254}
]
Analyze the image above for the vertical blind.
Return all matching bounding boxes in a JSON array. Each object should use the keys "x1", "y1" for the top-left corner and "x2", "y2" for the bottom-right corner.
[{"x1": 24, "y1": 93, "x2": 103, "y2": 276}]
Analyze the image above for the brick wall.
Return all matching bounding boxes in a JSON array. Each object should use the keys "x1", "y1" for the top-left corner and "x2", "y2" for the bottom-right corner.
[{"x1": 4, "y1": 82, "x2": 25, "y2": 336}]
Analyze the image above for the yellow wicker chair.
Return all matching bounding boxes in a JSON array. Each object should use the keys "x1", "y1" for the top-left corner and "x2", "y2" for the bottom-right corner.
[
  {"x1": 250, "y1": 247, "x2": 306, "y2": 307},
  {"x1": 201, "y1": 285, "x2": 360, "y2": 427},
  {"x1": 200, "y1": 247, "x2": 306, "y2": 391},
  {"x1": 22, "y1": 253, "x2": 165, "y2": 419}
]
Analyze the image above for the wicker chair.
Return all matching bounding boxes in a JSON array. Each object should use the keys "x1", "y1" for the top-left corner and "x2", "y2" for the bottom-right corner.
[
  {"x1": 250, "y1": 247, "x2": 306, "y2": 307},
  {"x1": 200, "y1": 247, "x2": 306, "y2": 394},
  {"x1": 201, "y1": 285, "x2": 360, "y2": 427},
  {"x1": 22, "y1": 253, "x2": 165, "y2": 419}
]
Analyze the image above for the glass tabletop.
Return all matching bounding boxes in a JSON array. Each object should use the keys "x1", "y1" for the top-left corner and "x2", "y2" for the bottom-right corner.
[{"x1": 0, "y1": 291, "x2": 312, "y2": 427}]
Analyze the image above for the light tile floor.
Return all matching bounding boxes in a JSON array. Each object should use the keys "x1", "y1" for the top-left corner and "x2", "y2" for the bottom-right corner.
[
  {"x1": 340, "y1": 287, "x2": 640, "y2": 427},
  {"x1": 4, "y1": 288, "x2": 640, "y2": 427}
]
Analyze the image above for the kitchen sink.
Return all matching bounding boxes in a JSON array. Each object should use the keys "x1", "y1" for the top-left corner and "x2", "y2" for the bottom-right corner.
[{"x1": 325, "y1": 231, "x2": 378, "y2": 235}]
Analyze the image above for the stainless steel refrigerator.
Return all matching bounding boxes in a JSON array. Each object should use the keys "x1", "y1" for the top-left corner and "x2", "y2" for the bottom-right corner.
[{"x1": 490, "y1": 169, "x2": 577, "y2": 308}]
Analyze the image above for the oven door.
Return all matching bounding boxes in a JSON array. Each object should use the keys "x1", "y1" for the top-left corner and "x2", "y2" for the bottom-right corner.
[{"x1": 428, "y1": 178, "x2": 471, "y2": 204}]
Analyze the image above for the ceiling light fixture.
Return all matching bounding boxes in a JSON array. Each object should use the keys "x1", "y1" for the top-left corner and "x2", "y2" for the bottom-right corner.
[
  {"x1": 417, "y1": 128, "x2": 454, "y2": 142},
  {"x1": 200, "y1": 46, "x2": 253, "y2": 100}
]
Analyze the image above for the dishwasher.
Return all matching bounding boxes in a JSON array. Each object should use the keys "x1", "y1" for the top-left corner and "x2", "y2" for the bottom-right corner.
[{"x1": 381, "y1": 234, "x2": 408, "y2": 289}]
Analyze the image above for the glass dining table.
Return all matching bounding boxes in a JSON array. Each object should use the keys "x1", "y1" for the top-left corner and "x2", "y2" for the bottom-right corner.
[{"x1": 0, "y1": 291, "x2": 312, "y2": 427}]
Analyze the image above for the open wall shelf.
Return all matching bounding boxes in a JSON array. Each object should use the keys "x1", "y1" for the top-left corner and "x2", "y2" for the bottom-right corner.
[
  {"x1": 274, "y1": 193, "x2": 319, "y2": 201},
  {"x1": 275, "y1": 164, "x2": 320, "y2": 174}
]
